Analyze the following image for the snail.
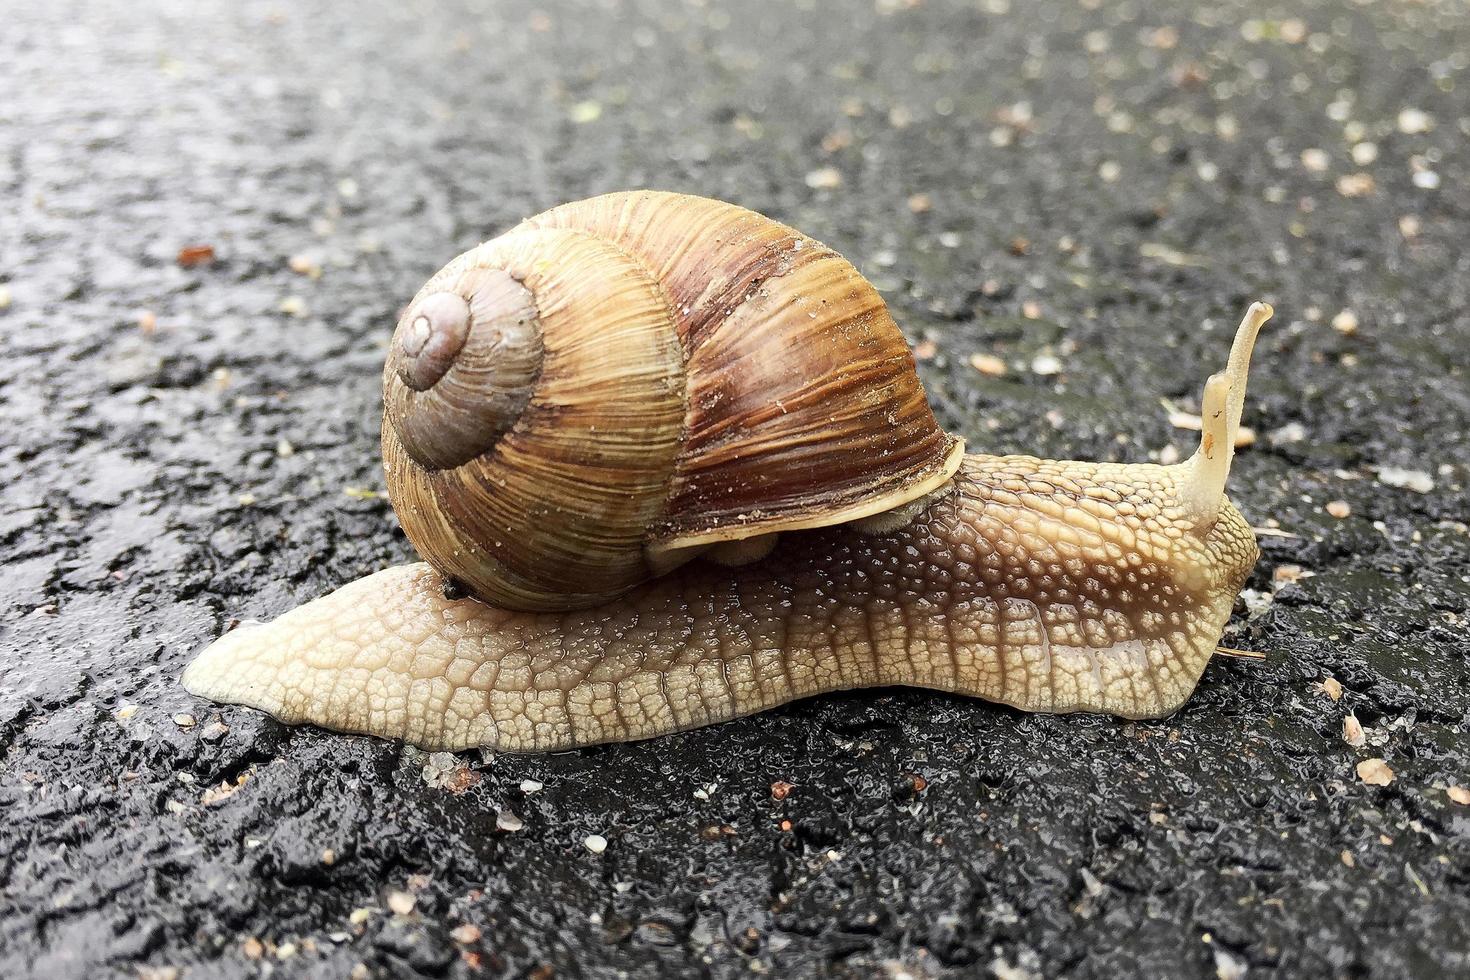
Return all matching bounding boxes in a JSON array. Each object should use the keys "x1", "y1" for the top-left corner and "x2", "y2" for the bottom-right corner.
[{"x1": 183, "y1": 191, "x2": 1271, "y2": 753}]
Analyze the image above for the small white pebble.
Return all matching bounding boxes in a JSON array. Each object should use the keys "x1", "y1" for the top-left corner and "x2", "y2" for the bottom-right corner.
[
  {"x1": 1331, "y1": 310, "x2": 1359, "y2": 335},
  {"x1": 1412, "y1": 170, "x2": 1440, "y2": 190},
  {"x1": 568, "y1": 100, "x2": 602, "y2": 124},
  {"x1": 1356, "y1": 758, "x2": 1395, "y2": 786},
  {"x1": 969, "y1": 353, "x2": 1007, "y2": 377},
  {"x1": 386, "y1": 890, "x2": 415, "y2": 916},
  {"x1": 450, "y1": 924, "x2": 482, "y2": 944},
  {"x1": 1448, "y1": 786, "x2": 1470, "y2": 806},
  {"x1": 172, "y1": 713, "x2": 196, "y2": 728},
  {"x1": 275, "y1": 438, "x2": 295, "y2": 458},
  {"x1": 519, "y1": 778, "x2": 543, "y2": 794},
  {"x1": 1377, "y1": 467, "x2": 1434, "y2": 493},
  {"x1": 495, "y1": 810, "x2": 524, "y2": 832},
  {"x1": 584, "y1": 834, "x2": 608, "y2": 854},
  {"x1": 1397, "y1": 108, "x2": 1433, "y2": 134},
  {"x1": 1300, "y1": 148, "x2": 1329, "y2": 172},
  {"x1": 0, "y1": 285, "x2": 11, "y2": 309},
  {"x1": 1030, "y1": 353, "x2": 1062, "y2": 376},
  {"x1": 1350, "y1": 142, "x2": 1378, "y2": 165},
  {"x1": 804, "y1": 166, "x2": 843, "y2": 190},
  {"x1": 1098, "y1": 161, "x2": 1121, "y2": 182},
  {"x1": 278, "y1": 296, "x2": 307, "y2": 316}
]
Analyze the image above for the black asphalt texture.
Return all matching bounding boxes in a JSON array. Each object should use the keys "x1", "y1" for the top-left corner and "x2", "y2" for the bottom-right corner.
[{"x1": 3, "y1": 1, "x2": 1468, "y2": 977}]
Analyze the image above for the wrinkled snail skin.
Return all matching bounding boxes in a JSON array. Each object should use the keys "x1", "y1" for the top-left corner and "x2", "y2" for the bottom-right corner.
[
  {"x1": 181, "y1": 190, "x2": 1273, "y2": 752},
  {"x1": 183, "y1": 449, "x2": 1261, "y2": 753}
]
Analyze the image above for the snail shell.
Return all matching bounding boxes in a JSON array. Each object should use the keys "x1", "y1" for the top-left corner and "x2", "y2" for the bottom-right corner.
[{"x1": 382, "y1": 192, "x2": 963, "y2": 611}]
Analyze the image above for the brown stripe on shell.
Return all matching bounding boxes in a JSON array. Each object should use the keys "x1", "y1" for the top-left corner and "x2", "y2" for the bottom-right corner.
[{"x1": 528, "y1": 191, "x2": 959, "y2": 544}]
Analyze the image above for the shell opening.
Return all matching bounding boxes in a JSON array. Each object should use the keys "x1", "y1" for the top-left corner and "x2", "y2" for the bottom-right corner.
[{"x1": 1176, "y1": 301, "x2": 1272, "y2": 528}]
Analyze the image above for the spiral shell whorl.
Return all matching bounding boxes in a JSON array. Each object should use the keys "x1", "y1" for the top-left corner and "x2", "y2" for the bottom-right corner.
[
  {"x1": 385, "y1": 267, "x2": 544, "y2": 471},
  {"x1": 382, "y1": 226, "x2": 688, "y2": 610}
]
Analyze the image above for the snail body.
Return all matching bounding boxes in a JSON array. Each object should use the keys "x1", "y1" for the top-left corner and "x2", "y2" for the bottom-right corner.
[{"x1": 183, "y1": 192, "x2": 1270, "y2": 753}]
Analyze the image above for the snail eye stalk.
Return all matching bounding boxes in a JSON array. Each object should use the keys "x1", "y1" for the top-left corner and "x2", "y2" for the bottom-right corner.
[{"x1": 1177, "y1": 302, "x2": 1272, "y2": 529}]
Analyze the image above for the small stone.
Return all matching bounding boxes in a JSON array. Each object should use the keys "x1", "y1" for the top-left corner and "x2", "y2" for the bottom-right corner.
[
  {"x1": 1030, "y1": 353, "x2": 1062, "y2": 375},
  {"x1": 1331, "y1": 309, "x2": 1359, "y2": 335},
  {"x1": 1336, "y1": 173, "x2": 1375, "y2": 198},
  {"x1": 275, "y1": 942, "x2": 298, "y2": 960},
  {"x1": 137, "y1": 310, "x2": 158, "y2": 334},
  {"x1": 451, "y1": 923, "x2": 482, "y2": 944},
  {"x1": 348, "y1": 907, "x2": 373, "y2": 925},
  {"x1": 115, "y1": 704, "x2": 139, "y2": 721},
  {"x1": 568, "y1": 100, "x2": 602, "y2": 123},
  {"x1": 288, "y1": 253, "x2": 322, "y2": 278},
  {"x1": 907, "y1": 193, "x2": 932, "y2": 214},
  {"x1": 912, "y1": 339, "x2": 938, "y2": 361},
  {"x1": 1021, "y1": 300, "x2": 1043, "y2": 320},
  {"x1": 242, "y1": 937, "x2": 265, "y2": 959},
  {"x1": 1214, "y1": 948, "x2": 1247, "y2": 980},
  {"x1": 1098, "y1": 160, "x2": 1121, "y2": 182},
  {"x1": 1412, "y1": 169, "x2": 1440, "y2": 190},
  {"x1": 495, "y1": 810, "x2": 524, "y2": 832},
  {"x1": 386, "y1": 890, "x2": 416, "y2": 916},
  {"x1": 177, "y1": 244, "x2": 216, "y2": 267},
  {"x1": 278, "y1": 295, "x2": 307, "y2": 317},
  {"x1": 520, "y1": 778, "x2": 544, "y2": 794},
  {"x1": 0, "y1": 285, "x2": 11, "y2": 309},
  {"x1": 275, "y1": 439, "x2": 295, "y2": 458},
  {"x1": 321, "y1": 848, "x2": 337, "y2": 865},
  {"x1": 1397, "y1": 107, "x2": 1433, "y2": 134},
  {"x1": 1326, "y1": 500, "x2": 1351, "y2": 519},
  {"x1": 1350, "y1": 142, "x2": 1378, "y2": 165},
  {"x1": 1398, "y1": 215, "x2": 1421, "y2": 238},
  {"x1": 1377, "y1": 467, "x2": 1434, "y2": 493},
  {"x1": 1356, "y1": 758, "x2": 1394, "y2": 786},
  {"x1": 1340, "y1": 850, "x2": 1356, "y2": 868},
  {"x1": 969, "y1": 353, "x2": 1007, "y2": 376},
  {"x1": 1268, "y1": 422, "x2": 1307, "y2": 445},
  {"x1": 1319, "y1": 677, "x2": 1343, "y2": 701},
  {"x1": 1272, "y1": 564, "x2": 1306, "y2": 586},
  {"x1": 1447, "y1": 786, "x2": 1470, "y2": 805},
  {"x1": 770, "y1": 781, "x2": 795, "y2": 801},
  {"x1": 1343, "y1": 714, "x2": 1366, "y2": 748},
  {"x1": 584, "y1": 834, "x2": 608, "y2": 854},
  {"x1": 172, "y1": 713, "x2": 196, "y2": 728},
  {"x1": 804, "y1": 166, "x2": 843, "y2": 190},
  {"x1": 1300, "y1": 148, "x2": 1329, "y2": 172}
]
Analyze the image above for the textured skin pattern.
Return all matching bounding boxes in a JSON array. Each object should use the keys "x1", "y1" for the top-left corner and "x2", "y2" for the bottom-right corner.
[{"x1": 184, "y1": 456, "x2": 1259, "y2": 752}]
